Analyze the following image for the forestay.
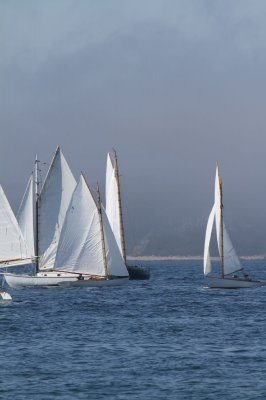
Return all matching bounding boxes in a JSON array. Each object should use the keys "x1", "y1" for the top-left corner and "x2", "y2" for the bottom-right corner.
[
  {"x1": 17, "y1": 173, "x2": 35, "y2": 258},
  {"x1": 203, "y1": 204, "x2": 215, "y2": 275},
  {"x1": 105, "y1": 153, "x2": 123, "y2": 258},
  {"x1": 54, "y1": 175, "x2": 106, "y2": 276},
  {"x1": 0, "y1": 185, "x2": 30, "y2": 265},
  {"x1": 38, "y1": 147, "x2": 76, "y2": 269}
]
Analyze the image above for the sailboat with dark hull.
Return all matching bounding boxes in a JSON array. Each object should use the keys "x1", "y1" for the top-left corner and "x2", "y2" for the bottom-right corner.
[
  {"x1": 204, "y1": 165, "x2": 264, "y2": 288},
  {"x1": 106, "y1": 151, "x2": 150, "y2": 280}
]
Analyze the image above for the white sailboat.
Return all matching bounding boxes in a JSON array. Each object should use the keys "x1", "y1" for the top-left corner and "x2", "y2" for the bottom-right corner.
[
  {"x1": 52, "y1": 174, "x2": 129, "y2": 287},
  {"x1": 106, "y1": 151, "x2": 150, "y2": 280},
  {"x1": 4, "y1": 147, "x2": 79, "y2": 288},
  {"x1": 204, "y1": 165, "x2": 264, "y2": 288},
  {"x1": 4, "y1": 148, "x2": 128, "y2": 288}
]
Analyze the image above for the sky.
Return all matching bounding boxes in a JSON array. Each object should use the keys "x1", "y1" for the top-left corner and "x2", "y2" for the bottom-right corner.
[{"x1": 1, "y1": 0, "x2": 266, "y2": 256}]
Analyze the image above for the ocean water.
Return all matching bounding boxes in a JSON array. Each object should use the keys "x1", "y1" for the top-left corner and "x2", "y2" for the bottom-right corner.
[{"x1": 1, "y1": 259, "x2": 266, "y2": 399}]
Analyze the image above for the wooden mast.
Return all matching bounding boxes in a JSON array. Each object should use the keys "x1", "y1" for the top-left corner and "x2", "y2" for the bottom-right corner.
[
  {"x1": 113, "y1": 150, "x2": 127, "y2": 266},
  {"x1": 35, "y1": 155, "x2": 39, "y2": 273},
  {"x1": 218, "y1": 170, "x2": 224, "y2": 279},
  {"x1": 96, "y1": 182, "x2": 108, "y2": 279}
]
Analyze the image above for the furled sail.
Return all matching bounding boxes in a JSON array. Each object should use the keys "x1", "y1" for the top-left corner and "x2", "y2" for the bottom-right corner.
[
  {"x1": 203, "y1": 204, "x2": 215, "y2": 275},
  {"x1": 17, "y1": 173, "x2": 35, "y2": 258},
  {"x1": 105, "y1": 153, "x2": 123, "y2": 259},
  {"x1": 0, "y1": 185, "x2": 30, "y2": 266},
  {"x1": 222, "y1": 223, "x2": 242, "y2": 275},
  {"x1": 54, "y1": 175, "x2": 106, "y2": 276},
  {"x1": 38, "y1": 147, "x2": 76, "y2": 269}
]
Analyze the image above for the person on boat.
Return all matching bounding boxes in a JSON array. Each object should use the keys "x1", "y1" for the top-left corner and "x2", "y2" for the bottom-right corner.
[{"x1": 78, "y1": 274, "x2": 84, "y2": 280}]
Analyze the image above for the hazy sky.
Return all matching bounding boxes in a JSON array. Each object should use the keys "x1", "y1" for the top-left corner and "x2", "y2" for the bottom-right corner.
[{"x1": 1, "y1": 0, "x2": 266, "y2": 255}]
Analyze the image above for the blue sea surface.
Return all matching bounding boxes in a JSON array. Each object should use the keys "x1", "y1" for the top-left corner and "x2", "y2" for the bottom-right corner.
[{"x1": 1, "y1": 259, "x2": 266, "y2": 399}]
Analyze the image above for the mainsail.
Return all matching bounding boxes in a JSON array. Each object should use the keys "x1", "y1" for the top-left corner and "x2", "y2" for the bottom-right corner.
[
  {"x1": 0, "y1": 185, "x2": 30, "y2": 266},
  {"x1": 54, "y1": 175, "x2": 128, "y2": 277},
  {"x1": 105, "y1": 153, "x2": 124, "y2": 258},
  {"x1": 17, "y1": 173, "x2": 35, "y2": 258},
  {"x1": 54, "y1": 175, "x2": 106, "y2": 276},
  {"x1": 214, "y1": 166, "x2": 222, "y2": 256},
  {"x1": 38, "y1": 147, "x2": 76, "y2": 269}
]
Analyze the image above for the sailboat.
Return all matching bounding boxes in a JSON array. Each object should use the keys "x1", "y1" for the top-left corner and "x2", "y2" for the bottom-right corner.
[
  {"x1": 4, "y1": 147, "x2": 128, "y2": 288},
  {"x1": 52, "y1": 174, "x2": 129, "y2": 287},
  {"x1": 4, "y1": 147, "x2": 79, "y2": 288},
  {"x1": 105, "y1": 151, "x2": 150, "y2": 280},
  {"x1": 204, "y1": 165, "x2": 264, "y2": 288}
]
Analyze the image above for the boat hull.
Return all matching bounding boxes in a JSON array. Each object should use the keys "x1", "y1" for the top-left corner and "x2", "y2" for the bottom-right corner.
[
  {"x1": 206, "y1": 276, "x2": 265, "y2": 288},
  {"x1": 127, "y1": 265, "x2": 150, "y2": 280},
  {"x1": 4, "y1": 272, "x2": 78, "y2": 289},
  {"x1": 4, "y1": 272, "x2": 129, "y2": 289}
]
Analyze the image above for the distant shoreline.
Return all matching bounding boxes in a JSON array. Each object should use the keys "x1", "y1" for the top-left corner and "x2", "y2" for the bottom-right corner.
[{"x1": 127, "y1": 255, "x2": 266, "y2": 261}]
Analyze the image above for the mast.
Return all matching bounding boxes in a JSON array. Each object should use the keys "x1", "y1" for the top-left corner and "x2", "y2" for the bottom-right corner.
[
  {"x1": 96, "y1": 182, "x2": 108, "y2": 278},
  {"x1": 35, "y1": 155, "x2": 39, "y2": 273},
  {"x1": 113, "y1": 150, "x2": 127, "y2": 265},
  {"x1": 219, "y1": 173, "x2": 224, "y2": 278}
]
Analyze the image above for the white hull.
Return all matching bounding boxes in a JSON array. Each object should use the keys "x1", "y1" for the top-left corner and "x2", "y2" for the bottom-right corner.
[
  {"x1": 206, "y1": 276, "x2": 265, "y2": 288},
  {"x1": 4, "y1": 272, "x2": 129, "y2": 289},
  {"x1": 4, "y1": 271, "x2": 78, "y2": 289}
]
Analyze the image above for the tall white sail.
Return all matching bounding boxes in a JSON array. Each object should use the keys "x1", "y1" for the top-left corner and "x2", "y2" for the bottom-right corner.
[
  {"x1": 214, "y1": 166, "x2": 222, "y2": 255},
  {"x1": 38, "y1": 147, "x2": 76, "y2": 269},
  {"x1": 0, "y1": 185, "x2": 30, "y2": 266},
  {"x1": 17, "y1": 173, "x2": 35, "y2": 258},
  {"x1": 54, "y1": 175, "x2": 106, "y2": 276},
  {"x1": 203, "y1": 204, "x2": 215, "y2": 276},
  {"x1": 213, "y1": 165, "x2": 242, "y2": 276},
  {"x1": 223, "y1": 223, "x2": 242, "y2": 275},
  {"x1": 54, "y1": 175, "x2": 129, "y2": 277},
  {"x1": 102, "y1": 209, "x2": 129, "y2": 277},
  {"x1": 105, "y1": 153, "x2": 123, "y2": 258}
]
